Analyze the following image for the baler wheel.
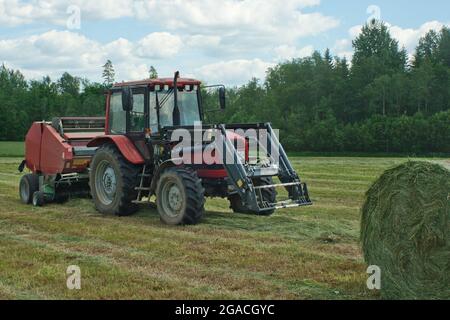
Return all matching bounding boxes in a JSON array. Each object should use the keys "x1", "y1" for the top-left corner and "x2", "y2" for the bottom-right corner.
[
  {"x1": 156, "y1": 167, "x2": 205, "y2": 225},
  {"x1": 32, "y1": 191, "x2": 45, "y2": 207},
  {"x1": 90, "y1": 144, "x2": 141, "y2": 216},
  {"x1": 19, "y1": 174, "x2": 39, "y2": 204},
  {"x1": 228, "y1": 177, "x2": 277, "y2": 216}
]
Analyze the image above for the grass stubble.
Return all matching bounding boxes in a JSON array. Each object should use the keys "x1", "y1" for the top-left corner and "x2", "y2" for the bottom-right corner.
[{"x1": 0, "y1": 152, "x2": 433, "y2": 299}]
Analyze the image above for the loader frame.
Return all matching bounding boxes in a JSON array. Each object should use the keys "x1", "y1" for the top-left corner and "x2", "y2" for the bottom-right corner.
[{"x1": 135, "y1": 122, "x2": 312, "y2": 213}]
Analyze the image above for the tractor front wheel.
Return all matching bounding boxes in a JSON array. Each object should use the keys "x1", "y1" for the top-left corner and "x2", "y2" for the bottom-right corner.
[
  {"x1": 90, "y1": 144, "x2": 140, "y2": 216},
  {"x1": 156, "y1": 167, "x2": 205, "y2": 225}
]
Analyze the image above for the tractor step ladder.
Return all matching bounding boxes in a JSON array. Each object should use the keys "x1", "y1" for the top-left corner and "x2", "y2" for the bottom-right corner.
[{"x1": 133, "y1": 165, "x2": 153, "y2": 204}]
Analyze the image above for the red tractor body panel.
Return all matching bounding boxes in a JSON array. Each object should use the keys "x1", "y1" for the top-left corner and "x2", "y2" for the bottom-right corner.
[
  {"x1": 196, "y1": 168, "x2": 227, "y2": 179},
  {"x1": 87, "y1": 135, "x2": 145, "y2": 165},
  {"x1": 194, "y1": 130, "x2": 247, "y2": 179}
]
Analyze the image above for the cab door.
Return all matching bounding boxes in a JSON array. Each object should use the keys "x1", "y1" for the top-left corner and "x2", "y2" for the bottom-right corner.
[{"x1": 127, "y1": 87, "x2": 151, "y2": 160}]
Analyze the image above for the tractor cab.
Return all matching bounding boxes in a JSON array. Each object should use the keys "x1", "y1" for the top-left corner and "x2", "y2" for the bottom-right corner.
[{"x1": 107, "y1": 73, "x2": 225, "y2": 136}]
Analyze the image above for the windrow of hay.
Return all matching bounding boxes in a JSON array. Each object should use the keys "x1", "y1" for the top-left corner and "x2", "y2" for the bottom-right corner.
[{"x1": 361, "y1": 161, "x2": 450, "y2": 299}]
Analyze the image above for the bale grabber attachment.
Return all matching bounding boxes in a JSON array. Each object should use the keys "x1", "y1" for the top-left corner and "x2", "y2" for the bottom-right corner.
[{"x1": 216, "y1": 122, "x2": 312, "y2": 214}]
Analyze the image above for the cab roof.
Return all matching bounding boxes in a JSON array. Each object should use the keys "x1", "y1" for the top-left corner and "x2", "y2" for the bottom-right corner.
[{"x1": 113, "y1": 77, "x2": 202, "y2": 88}]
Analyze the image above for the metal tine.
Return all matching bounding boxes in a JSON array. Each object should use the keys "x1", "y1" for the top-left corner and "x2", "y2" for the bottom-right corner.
[
  {"x1": 268, "y1": 199, "x2": 312, "y2": 209},
  {"x1": 254, "y1": 181, "x2": 302, "y2": 190}
]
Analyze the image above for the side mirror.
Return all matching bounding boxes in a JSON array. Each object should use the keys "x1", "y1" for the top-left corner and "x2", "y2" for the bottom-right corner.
[
  {"x1": 219, "y1": 87, "x2": 226, "y2": 110},
  {"x1": 122, "y1": 86, "x2": 133, "y2": 112}
]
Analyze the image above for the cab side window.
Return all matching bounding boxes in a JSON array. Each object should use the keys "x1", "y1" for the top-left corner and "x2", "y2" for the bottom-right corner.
[
  {"x1": 149, "y1": 92, "x2": 158, "y2": 133},
  {"x1": 130, "y1": 93, "x2": 145, "y2": 132},
  {"x1": 109, "y1": 92, "x2": 126, "y2": 134},
  {"x1": 159, "y1": 93, "x2": 174, "y2": 128}
]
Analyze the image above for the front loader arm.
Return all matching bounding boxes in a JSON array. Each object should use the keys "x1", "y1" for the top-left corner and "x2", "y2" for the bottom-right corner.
[{"x1": 217, "y1": 123, "x2": 312, "y2": 213}]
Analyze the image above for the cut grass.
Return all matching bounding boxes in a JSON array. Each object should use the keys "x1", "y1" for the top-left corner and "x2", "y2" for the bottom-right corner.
[{"x1": 0, "y1": 156, "x2": 435, "y2": 299}]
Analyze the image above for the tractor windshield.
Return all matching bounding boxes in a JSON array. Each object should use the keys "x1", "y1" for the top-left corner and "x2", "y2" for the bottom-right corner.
[{"x1": 155, "y1": 89, "x2": 201, "y2": 129}]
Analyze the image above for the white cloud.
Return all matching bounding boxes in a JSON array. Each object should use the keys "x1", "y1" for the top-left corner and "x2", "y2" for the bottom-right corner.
[
  {"x1": 186, "y1": 35, "x2": 221, "y2": 50},
  {"x1": 348, "y1": 21, "x2": 448, "y2": 52},
  {"x1": 348, "y1": 25, "x2": 363, "y2": 39},
  {"x1": 156, "y1": 0, "x2": 339, "y2": 52},
  {"x1": 77, "y1": 0, "x2": 134, "y2": 19},
  {"x1": 273, "y1": 45, "x2": 315, "y2": 61},
  {"x1": 0, "y1": 0, "x2": 342, "y2": 85},
  {"x1": 135, "y1": 0, "x2": 327, "y2": 32},
  {"x1": 0, "y1": 0, "x2": 135, "y2": 26},
  {"x1": 0, "y1": 30, "x2": 184, "y2": 81},
  {"x1": 136, "y1": 32, "x2": 183, "y2": 59},
  {"x1": 0, "y1": 31, "x2": 102, "y2": 71},
  {"x1": 0, "y1": 0, "x2": 54, "y2": 26},
  {"x1": 196, "y1": 58, "x2": 274, "y2": 86},
  {"x1": 0, "y1": 0, "x2": 339, "y2": 49},
  {"x1": 333, "y1": 38, "x2": 353, "y2": 61},
  {"x1": 103, "y1": 38, "x2": 134, "y2": 61},
  {"x1": 389, "y1": 21, "x2": 448, "y2": 52},
  {"x1": 335, "y1": 20, "x2": 449, "y2": 61},
  {"x1": 0, "y1": 29, "x2": 277, "y2": 85}
]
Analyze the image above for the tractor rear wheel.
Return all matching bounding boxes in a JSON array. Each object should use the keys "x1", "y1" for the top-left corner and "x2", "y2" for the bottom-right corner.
[
  {"x1": 156, "y1": 167, "x2": 205, "y2": 225},
  {"x1": 19, "y1": 174, "x2": 39, "y2": 204},
  {"x1": 228, "y1": 177, "x2": 277, "y2": 216},
  {"x1": 90, "y1": 144, "x2": 140, "y2": 216}
]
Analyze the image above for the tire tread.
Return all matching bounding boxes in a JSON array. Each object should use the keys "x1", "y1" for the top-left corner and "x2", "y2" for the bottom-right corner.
[
  {"x1": 90, "y1": 144, "x2": 141, "y2": 216},
  {"x1": 157, "y1": 166, "x2": 205, "y2": 225}
]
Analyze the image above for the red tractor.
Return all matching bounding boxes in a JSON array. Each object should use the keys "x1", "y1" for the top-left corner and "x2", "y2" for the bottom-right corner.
[{"x1": 18, "y1": 72, "x2": 311, "y2": 225}]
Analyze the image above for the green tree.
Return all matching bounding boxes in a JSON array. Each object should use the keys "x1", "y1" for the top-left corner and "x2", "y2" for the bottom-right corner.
[
  {"x1": 414, "y1": 29, "x2": 440, "y2": 68},
  {"x1": 352, "y1": 20, "x2": 407, "y2": 73},
  {"x1": 351, "y1": 20, "x2": 408, "y2": 120},
  {"x1": 102, "y1": 60, "x2": 115, "y2": 86},
  {"x1": 437, "y1": 27, "x2": 450, "y2": 67},
  {"x1": 149, "y1": 66, "x2": 158, "y2": 79},
  {"x1": 0, "y1": 64, "x2": 28, "y2": 140},
  {"x1": 58, "y1": 72, "x2": 80, "y2": 96}
]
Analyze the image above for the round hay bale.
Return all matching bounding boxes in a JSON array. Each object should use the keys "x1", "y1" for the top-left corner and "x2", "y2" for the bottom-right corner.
[{"x1": 361, "y1": 161, "x2": 450, "y2": 299}]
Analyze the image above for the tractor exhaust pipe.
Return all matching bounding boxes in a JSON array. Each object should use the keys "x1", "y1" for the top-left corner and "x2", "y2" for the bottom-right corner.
[{"x1": 173, "y1": 71, "x2": 180, "y2": 126}]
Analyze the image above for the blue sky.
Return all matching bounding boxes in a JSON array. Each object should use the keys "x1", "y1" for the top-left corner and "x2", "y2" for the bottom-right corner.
[{"x1": 0, "y1": 0, "x2": 448, "y2": 86}]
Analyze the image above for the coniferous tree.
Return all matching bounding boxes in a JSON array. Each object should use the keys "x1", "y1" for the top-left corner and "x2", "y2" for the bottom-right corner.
[
  {"x1": 149, "y1": 66, "x2": 158, "y2": 79},
  {"x1": 102, "y1": 60, "x2": 115, "y2": 86}
]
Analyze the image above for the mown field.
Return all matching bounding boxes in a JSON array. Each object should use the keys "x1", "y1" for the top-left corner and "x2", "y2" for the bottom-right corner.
[{"x1": 0, "y1": 142, "x2": 432, "y2": 299}]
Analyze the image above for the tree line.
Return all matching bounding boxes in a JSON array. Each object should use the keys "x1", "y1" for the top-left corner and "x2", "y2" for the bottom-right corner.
[
  {"x1": 0, "y1": 21, "x2": 449, "y2": 154},
  {"x1": 207, "y1": 21, "x2": 450, "y2": 154}
]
